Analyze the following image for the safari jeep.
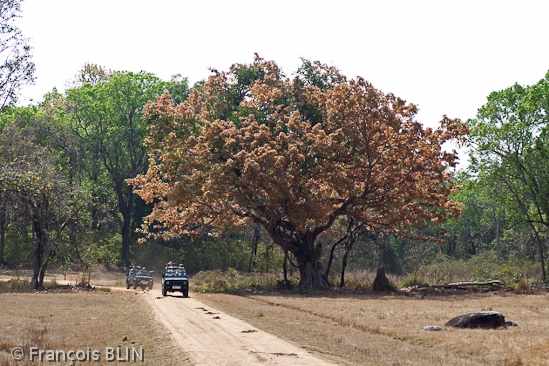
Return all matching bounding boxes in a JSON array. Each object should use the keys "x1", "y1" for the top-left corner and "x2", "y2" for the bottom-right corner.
[
  {"x1": 126, "y1": 266, "x2": 154, "y2": 290},
  {"x1": 162, "y1": 266, "x2": 189, "y2": 297}
]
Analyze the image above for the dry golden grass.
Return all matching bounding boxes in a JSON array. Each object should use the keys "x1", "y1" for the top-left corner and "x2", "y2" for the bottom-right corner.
[
  {"x1": 195, "y1": 290, "x2": 549, "y2": 365},
  {"x1": 0, "y1": 266, "x2": 130, "y2": 288},
  {"x1": 0, "y1": 290, "x2": 191, "y2": 366}
]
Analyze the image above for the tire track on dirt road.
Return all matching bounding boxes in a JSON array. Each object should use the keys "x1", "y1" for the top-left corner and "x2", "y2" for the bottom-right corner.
[{"x1": 144, "y1": 289, "x2": 336, "y2": 366}]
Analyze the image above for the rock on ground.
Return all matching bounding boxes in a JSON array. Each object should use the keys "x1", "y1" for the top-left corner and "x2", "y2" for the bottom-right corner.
[
  {"x1": 421, "y1": 326, "x2": 451, "y2": 331},
  {"x1": 444, "y1": 311, "x2": 505, "y2": 329}
]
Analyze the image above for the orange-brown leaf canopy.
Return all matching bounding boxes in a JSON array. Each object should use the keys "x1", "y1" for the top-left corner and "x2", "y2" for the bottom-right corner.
[{"x1": 130, "y1": 55, "x2": 469, "y2": 244}]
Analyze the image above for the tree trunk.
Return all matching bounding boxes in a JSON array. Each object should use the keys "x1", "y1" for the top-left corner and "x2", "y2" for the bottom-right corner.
[
  {"x1": 531, "y1": 226, "x2": 546, "y2": 281},
  {"x1": 495, "y1": 219, "x2": 501, "y2": 262},
  {"x1": 248, "y1": 224, "x2": 260, "y2": 273},
  {"x1": 373, "y1": 267, "x2": 393, "y2": 292},
  {"x1": 0, "y1": 197, "x2": 6, "y2": 264},
  {"x1": 339, "y1": 232, "x2": 357, "y2": 288},
  {"x1": 121, "y1": 214, "x2": 131, "y2": 266},
  {"x1": 469, "y1": 241, "x2": 476, "y2": 256},
  {"x1": 289, "y1": 252, "x2": 294, "y2": 277},
  {"x1": 283, "y1": 250, "x2": 288, "y2": 282},
  {"x1": 340, "y1": 253, "x2": 348, "y2": 288},
  {"x1": 325, "y1": 235, "x2": 348, "y2": 279},
  {"x1": 117, "y1": 183, "x2": 133, "y2": 266},
  {"x1": 30, "y1": 217, "x2": 47, "y2": 290},
  {"x1": 39, "y1": 260, "x2": 48, "y2": 287},
  {"x1": 39, "y1": 247, "x2": 57, "y2": 288},
  {"x1": 492, "y1": 206, "x2": 502, "y2": 262},
  {"x1": 541, "y1": 241, "x2": 547, "y2": 282},
  {"x1": 264, "y1": 244, "x2": 271, "y2": 273},
  {"x1": 297, "y1": 260, "x2": 330, "y2": 290},
  {"x1": 267, "y1": 228, "x2": 330, "y2": 290},
  {"x1": 325, "y1": 241, "x2": 338, "y2": 279}
]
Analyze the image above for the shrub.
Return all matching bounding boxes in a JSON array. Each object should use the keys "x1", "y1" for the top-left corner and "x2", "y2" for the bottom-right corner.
[
  {"x1": 0, "y1": 278, "x2": 29, "y2": 292},
  {"x1": 514, "y1": 277, "x2": 530, "y2": 292},
  {"x1": 472, "y1": 267, "x2": 493, "y2": 282},
  {"x1": 333, "y1": 270, "x2": 375, "y2": 290},
  {"x1": 190, "y1": 268, "x2": 295, "y2": 292},
  {"x1": 400, "y1": 274, "x2": 422, "y2": 288},
  {"x1": 43, "y1": 279, "x2": 57, "y2": 289}
]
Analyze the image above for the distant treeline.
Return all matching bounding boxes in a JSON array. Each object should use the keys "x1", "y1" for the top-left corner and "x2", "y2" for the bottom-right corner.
[{"x1": 1, "y1": 59, "x2": 548, "y2": 288}]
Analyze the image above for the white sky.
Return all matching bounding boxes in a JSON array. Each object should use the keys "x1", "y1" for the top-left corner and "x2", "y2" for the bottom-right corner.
[{"x1": 17, "y1": 0, "x2": 549, "y2": 133}]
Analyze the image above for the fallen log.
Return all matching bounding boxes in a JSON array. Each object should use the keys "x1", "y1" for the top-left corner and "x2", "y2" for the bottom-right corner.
[
  {"x1": 400, "y1": 280, "x2": 507, "y2": 297},
  {"x1": 433, "y1": 280, "x2": 505, "y2": 288}
]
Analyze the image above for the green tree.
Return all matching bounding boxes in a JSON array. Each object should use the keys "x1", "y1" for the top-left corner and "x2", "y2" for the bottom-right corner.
[
  {"x1": 0, "y1": 124, "x2": 86, "y2": 289},
  {"x1": 439, "y1": 175, "x2": 498, "y2": 259},
  {"x1": 0, "y1": 0, "x2": 35, "y2": 109},
  {"x1": 166, "y1": 74, "x2": 190, "y2": 105},
  {"x1": 66, "y1": 71, "x2": 167, "y2": 265},
  {"x1": 468, "y1": 73, "x2": 549, "y2": 280}
]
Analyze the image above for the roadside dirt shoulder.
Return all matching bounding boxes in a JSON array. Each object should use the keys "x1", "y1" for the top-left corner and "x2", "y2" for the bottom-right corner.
[{"x1": 144, "y1": 289, "x2": 336, "y2": 366}]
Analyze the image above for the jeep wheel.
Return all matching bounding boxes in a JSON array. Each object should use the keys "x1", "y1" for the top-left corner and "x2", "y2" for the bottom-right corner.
[
  {"x1": 133, "y1": 282, "x2": 137, "y2": 289},
  {"x1": 126, "y1": 282, "x2": 130, "y2": 289},
  {"x1": 149, "y1": 283, "x2": 153, "y2": 290},
  {"x1": 162, "y1": 287, "x2": 167, "y2": 296},
  {"x1": 183, "y1": 289, "x2": 188, "y2": 298}
]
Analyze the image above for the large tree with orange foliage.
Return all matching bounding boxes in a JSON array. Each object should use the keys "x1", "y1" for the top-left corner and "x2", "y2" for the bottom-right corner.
[{"x1": 130, "y1": 55, "x2": 468, "y2": 289}]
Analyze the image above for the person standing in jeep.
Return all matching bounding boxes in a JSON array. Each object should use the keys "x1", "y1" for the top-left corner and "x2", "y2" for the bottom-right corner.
[
  {"x1": 162, "y1": 264, "x2": 189, "y2": 297},
  {"x1": 126, "y1": 266, "x2": 154, "y2": 290}
]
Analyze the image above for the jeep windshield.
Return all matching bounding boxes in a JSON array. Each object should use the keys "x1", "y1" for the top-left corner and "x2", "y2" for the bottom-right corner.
[
  {"x1": 164, "y1": 269, "x2": 187, "y2": 277},
  {"x1": 135, "y1": 270, "x2": 151, "y2": 276}
]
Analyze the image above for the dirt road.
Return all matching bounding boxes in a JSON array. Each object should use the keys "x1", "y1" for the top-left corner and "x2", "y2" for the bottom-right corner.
[
  {"x1": 1, "y1": 268, "x2": 336, "y2": 365},
  {"x1": 144, "y1": 288, "x2": 336, "y2": 366}
]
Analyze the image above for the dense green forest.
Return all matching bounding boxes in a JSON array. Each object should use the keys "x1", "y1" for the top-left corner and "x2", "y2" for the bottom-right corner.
[{"x1": 1, "y1": 1, "x2": 548, "y2": 290}]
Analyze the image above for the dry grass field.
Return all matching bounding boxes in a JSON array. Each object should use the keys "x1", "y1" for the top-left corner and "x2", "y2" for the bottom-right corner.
[
  {"x1": 2, "y1": 266, "x2": 548, "y2": 365},
  {"x1": 194, "y1": 290, "x2": 549, "y2": 366},
  {"x1": 0, "y1": 289, "x2": 190, "y2": 366},
  {"x1": 0, "y1": 267, "x2": 131, "y2": 288}
]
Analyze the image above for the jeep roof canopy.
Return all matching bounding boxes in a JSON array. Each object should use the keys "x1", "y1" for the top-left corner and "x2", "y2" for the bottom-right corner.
[{"x1": 163, "y1": 268, "x2": 187, "y2": 277}]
